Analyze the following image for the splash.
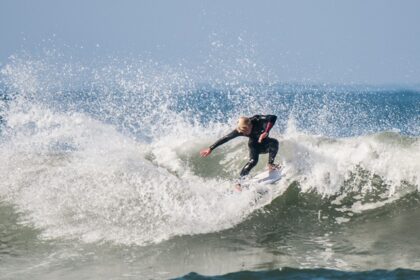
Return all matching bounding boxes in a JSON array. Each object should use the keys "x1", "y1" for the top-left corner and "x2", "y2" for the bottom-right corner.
[{"x1": 0, "y1": 52, "x2": 419, "y2": 245}]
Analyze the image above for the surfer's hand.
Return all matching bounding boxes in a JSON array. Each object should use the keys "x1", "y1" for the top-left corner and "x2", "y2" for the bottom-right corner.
[
  {"x1": 258, "y1": 132, "x2": 268, "y2": 143},
  {"x1": 200, "y1": 148, "x2": 212, "y2": 157}
]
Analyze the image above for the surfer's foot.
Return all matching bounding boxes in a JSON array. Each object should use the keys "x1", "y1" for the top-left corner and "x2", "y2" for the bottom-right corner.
[
  {"x1": 235, "y1": 183, "x2": 242, "y2": 192},
  {"x1": 268, "y1": 163, "x2": 280, "y2": 172}
]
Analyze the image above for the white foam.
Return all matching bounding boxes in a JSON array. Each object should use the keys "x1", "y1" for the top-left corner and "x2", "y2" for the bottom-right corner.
[
  {"x1": 1, "y1": 54, "x2": 419, "y2": 246},
  {"x1": 0, "y1": 104, "x2": 274, "y2": 245},
  {"x1": 281, "y1": 120, "x2": 420, "y2": 196}
]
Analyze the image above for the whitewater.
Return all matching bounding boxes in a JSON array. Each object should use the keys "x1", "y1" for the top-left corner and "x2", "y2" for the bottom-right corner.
[{"x1": 0, "y1": 53, "x2": 419, "y2": 279}]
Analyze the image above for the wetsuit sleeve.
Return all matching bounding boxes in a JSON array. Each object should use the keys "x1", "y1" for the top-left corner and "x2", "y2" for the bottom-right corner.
[
  {"x1": 209, "y1": 129, "x2": 241, "y2": 151},
  {"x1": 264, "y1": 115, "x2": 277, "y2": 133}
]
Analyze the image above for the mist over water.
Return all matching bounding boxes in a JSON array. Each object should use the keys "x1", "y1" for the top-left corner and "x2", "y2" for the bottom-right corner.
[{"x1": 0, "y1": 50, "x2": 419, "y2": 279}]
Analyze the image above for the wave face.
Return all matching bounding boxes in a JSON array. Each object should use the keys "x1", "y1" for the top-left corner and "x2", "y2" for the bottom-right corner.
[
  {"x1": 0, "y1": 53, "x2": 419, "y2": 278},
  {"x1": 179, "y1": 268, "x2": 420, "y2": 280}
]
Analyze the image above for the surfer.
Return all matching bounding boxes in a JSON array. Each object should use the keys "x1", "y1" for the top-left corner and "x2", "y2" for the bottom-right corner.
[{"x1": 200, "y1": 115, "x2": 279, "y2": 189}]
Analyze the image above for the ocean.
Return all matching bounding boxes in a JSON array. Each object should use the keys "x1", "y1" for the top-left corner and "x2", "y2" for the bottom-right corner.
[{"x1": 0, "y1": 53, "x2": 419, "y2": 279}]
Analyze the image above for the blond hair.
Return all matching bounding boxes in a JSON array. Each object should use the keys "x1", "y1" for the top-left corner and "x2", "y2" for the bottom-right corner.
[{"x1": 237, "y1": 116, "x2": 251, "y2": 133}]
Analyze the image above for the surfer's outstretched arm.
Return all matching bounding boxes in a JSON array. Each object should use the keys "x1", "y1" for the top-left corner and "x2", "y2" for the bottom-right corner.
[
  {"x1": 209, "y1": 130, "x2": 241, "y2": 151},
  {"x1": 200, "y1": 129, "x2": 241, "y2": 157}
]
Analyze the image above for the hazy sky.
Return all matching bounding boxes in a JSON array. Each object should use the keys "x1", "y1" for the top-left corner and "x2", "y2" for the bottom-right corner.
[{"x1": 1, "y1": 0, "x2": 420, "y2": 84}]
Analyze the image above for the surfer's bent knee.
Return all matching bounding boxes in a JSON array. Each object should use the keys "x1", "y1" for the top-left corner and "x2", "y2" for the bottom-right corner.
[{"x1": 270, "y1": 138, "x2": 279, "y2": 147}]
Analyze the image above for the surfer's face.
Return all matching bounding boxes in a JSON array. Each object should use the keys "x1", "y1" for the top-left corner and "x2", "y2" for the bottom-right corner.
[{"x1": 240, "y1": 125, "x2": 252, "y2": 135}]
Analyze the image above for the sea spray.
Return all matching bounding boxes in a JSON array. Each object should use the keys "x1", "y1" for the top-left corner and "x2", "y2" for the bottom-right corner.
[{"x1": 0, "y1": 53, "x2": 419, "y2": 247}]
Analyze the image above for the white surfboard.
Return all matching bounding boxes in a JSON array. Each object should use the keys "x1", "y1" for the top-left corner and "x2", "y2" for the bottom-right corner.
[
  {"x1": 238, "y1": 167, "x2": 283, "y2": 190},
  {"x1": 250, "y1": 168, "x2": 283, "y2": 185},
  {"x1": 234, "y1": 168, "x2": 284, "y2": 205}
]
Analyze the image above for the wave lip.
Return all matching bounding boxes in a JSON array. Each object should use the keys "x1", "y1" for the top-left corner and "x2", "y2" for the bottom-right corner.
[
  {"x1": 0, "y1": 107, "x2": 275, "y2": 246},
  {"x1": 0, "y1": 53, "x2": 419, "y2": 247}
]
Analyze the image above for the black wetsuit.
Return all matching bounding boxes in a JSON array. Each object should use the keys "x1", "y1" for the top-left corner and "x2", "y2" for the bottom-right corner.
[{"x1": 209, "y1": 115, "x2": 279, "y2": 177}]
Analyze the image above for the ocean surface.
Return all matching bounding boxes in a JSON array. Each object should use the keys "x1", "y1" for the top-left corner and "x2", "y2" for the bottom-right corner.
[{"x1": 0, "y1": 53, "x2": 419, "y2": 279}]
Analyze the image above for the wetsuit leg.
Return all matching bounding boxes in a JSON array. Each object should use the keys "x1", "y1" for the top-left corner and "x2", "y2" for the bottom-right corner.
[
  {"x1": 240, "y1": 140, "x2": 260, "y2": 177},
  {"x1": 267, "y1": 138, "x2": 279, "y2": 164}
]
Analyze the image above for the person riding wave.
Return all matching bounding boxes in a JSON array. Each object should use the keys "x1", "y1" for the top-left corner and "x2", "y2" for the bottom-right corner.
[{"x1": 200, "y1": 114, "x2": 280, "y2": 190}]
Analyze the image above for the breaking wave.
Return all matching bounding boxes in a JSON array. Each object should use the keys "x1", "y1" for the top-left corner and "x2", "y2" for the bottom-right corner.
[{"x1": 0, "y1": 53, "x2": 419, "y2": 246}]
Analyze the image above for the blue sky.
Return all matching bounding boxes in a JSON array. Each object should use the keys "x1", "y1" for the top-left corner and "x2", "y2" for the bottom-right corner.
[{"x1": 1, "y1": 0, "x2": 419, "y2": 84}]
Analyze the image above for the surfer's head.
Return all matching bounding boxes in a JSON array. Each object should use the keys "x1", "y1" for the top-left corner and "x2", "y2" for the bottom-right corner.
[{"x1": 237, "y1": 117, "x2": 252, "y2": 134}]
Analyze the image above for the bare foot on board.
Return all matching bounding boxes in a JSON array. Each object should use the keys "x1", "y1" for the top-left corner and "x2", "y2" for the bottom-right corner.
[{"x1": 268, "y1": 164, "x2": 281, "y2": 172}]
